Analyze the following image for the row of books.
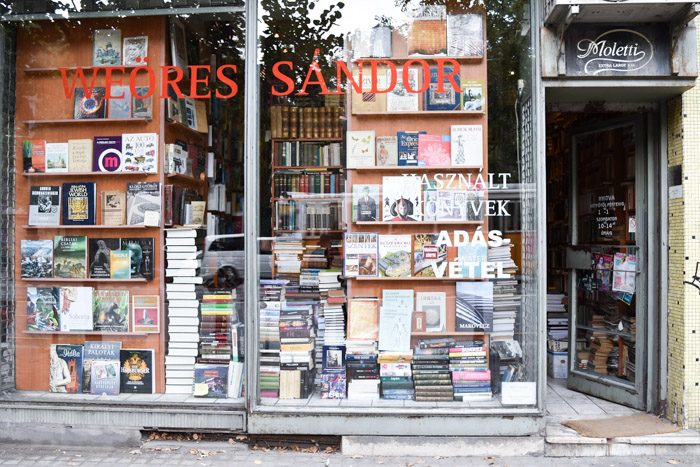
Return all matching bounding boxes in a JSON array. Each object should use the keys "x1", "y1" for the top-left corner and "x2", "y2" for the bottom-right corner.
[
  {"x1": 274, "y1": 141, "x2": 343, "y2": 167},
  {"x1": 347, "y1": 127, "x2": 483, "y2": 168},
  {"x1": 269, "y1": 105, "x2": 344, "y2": 140},
  {"x1": 273, "y1": 171, "x2": 345, "y2": 196},
  {"x1": 28, "y1": 287, "x2": 158, "y2": 333},
  {"x1": 28, "y1": 182, "x2": 161, "y2": 227},
  {"x1": 20, "y1": 236, "x2": 154, "y2": 280},
  {"x1": 24, "y1": 133, "x2": 158, "y2": 174},
  {"x1": 274, "y1": 199, "x2": 344, "y2": 232},
  {"x1": 72, "y1": 85, "x2": 152, "y2": 121},
  {"x1": 193, "y1": 361, "x2": 244, "y2": 399},
  {"x1": 163, "y1": 185, "x2": 206, "y2": 227},
  {"x1": 165, "y1": 143, "x2": 209, "y2": 180},
  {"x1": 166, "y1": 97, "x2": 209, "y2": 134}
]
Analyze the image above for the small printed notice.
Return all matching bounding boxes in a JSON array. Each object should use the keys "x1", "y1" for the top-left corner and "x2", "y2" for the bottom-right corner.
[{"x1": 501, "y1": 382, "x2": 537, "y2": 406}]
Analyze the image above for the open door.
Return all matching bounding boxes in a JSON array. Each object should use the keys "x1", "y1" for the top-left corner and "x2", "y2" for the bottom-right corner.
[{"x1": 566, "y1": 117, "x2": 647, "y2": 410}]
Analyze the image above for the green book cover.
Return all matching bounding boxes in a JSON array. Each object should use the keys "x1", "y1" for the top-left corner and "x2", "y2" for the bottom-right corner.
[
  {"x1": 109, "y1": 250, "x2": 131, "y2": 279},
  {"x1": 53, "y1": 235, "x2": 87, "y2": 279}
]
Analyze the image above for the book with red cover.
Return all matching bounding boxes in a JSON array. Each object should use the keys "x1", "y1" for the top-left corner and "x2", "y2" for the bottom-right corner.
[{"x1": 417, "y1": 134, "x2": 451, "y2": 166}]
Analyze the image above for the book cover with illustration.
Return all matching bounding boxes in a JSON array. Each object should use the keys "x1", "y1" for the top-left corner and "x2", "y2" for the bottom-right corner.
[
  {"x1": 93, "y1": 136, "x2": 123, "y2": 172},
  {"x1": 53, "y1": 235, "x2": 87, "y2": 279},
  {"x1": 45, "y1": 143, "x2": 69, "y2": 173},
  {"x1": 122, "y1": 36, "x2": 148, "y2": 66},
  {"x1": 417, "y1": 134, "x2": 451, "y2": 166},
  {"x1": 132, "y1": 295, "x2": 160, "y2": 333},
  {"x1": 382, "y1": 175, "x2": 423, "y2": 221},
  {"x1": 424, "y1": 65, "x2": 460, "y2": 111},
  {"x1": 23, "y1": 139, "x2": 46, "y2": 173},
  {"x1": 58, "y1": 286, "x2": 93, "y2": 332},
  {"x1": 107, "y1": 85, "x2": 131, "y2": 119},
  {"x1": 347, "y1": 299, "x2": 379, "y2": 341},
  {"x1": 447, "y1": 12, "x2": 485, "y2": 58},
  {"x1": 413, "y1": 233, "x2": 447, "y2": 277},
  {"x1": 110, "y1": 250, "x2": 132, "y2": 279},
  {"x1": 120, "y1": 349, "x2": 155, "y2": 394},
  {"x1": 26, "y1": 287, "x2": 59, "y2": 331},
  {"x1": 397, "y1": 131, "x2": 426, "y2": 166},
  {"x1": 83, "y1": 341, "x2": 121, "y2": 395},
  {"x1": 451, "y1": 125, "x2": 483, "y2": 167},
  {"x1": 67, "y1": 139, "x2": 93, "y2": 172},
  {"x1": 120, "y1": 237, "x2": 155, "y2": 280},
  {"x1": 122, "y1": 133, "x2": 158, "y2": 173},
  {"x1": 73, "y1": 87, "x2": 106, "y2": 119},
  {"x1": 50, "y1": 344, "x2": 83, "y2": 393},
  {"x1": 351, "y1": 67, "x2": 387, "y2": 113},
  {"x1": 132, "y1": 86, "x2": 153, "y2": 119},
  {"x1": 88, "y1": 237, "x2": 120, "y2": 278},
  {"x1": 458, "y1": 243, "x2": 488, "y2": 278},
  {"x1": 386, "y1": 68, "x2": 419, "y2": 112},
  {"x1": 461, "y1": 81, "x2": 484, "y2": 112},
  {"x1": 347, "y1": 130, "x2": 376, "y2": 168},
  {"x1": 375, "y1": 136, "x2": 398, "y2": 166},
  {"x1": 407, "y1": 6, "x2": 447, "y2": 56},
  {"x1": 343, "y1": 232, "x2": 378, "y2": 278},
  {"x1": 378, "y1": 234, "x2": 412, "y2": 278},
  {"x1": 101, "y1": 190, "x2": 126, "y2": 226},
  {"x1": 93, "y1": 29, "x2": 121, "y2": 65},
  {"x1": 61, "y1": 182, "x2": 96, "y2": 225},
  {"x1": 194, "y1": 364, "x2": 229, "y2": 398},
  {"x1": 126, "y1": 182, "x2": 161, "y2": 226},
  {"x1": 20, "y1": 239, "x2": 53, "y2": 278},
  {"x1": 93, "y1": 290, "x2": 129, "y2": 332},
  {"x1": 456, "y1": 282, "x2": 493, "y2": 332},
  {"x1": 28, "y1": 185, "x2": 60, "y2": 226},
  {"x1": 416, "y1": 291, "x2": 447, "y2": 333},
  {"x1": 352, "y1": 184, "x2": 380, "y2": 222}
]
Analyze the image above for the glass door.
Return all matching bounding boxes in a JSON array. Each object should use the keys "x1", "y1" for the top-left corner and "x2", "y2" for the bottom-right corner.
[{"x1": 566, "y1": 118, "x2": 646, "y2": 409}]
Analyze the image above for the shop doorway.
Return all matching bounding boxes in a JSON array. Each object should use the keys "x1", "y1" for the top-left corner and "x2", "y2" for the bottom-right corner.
[{"x1": 546, "y1": 111, "x2": 656, "y2": 411}]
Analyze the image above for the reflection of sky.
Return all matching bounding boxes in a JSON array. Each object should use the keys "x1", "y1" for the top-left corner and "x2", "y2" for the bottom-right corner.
[{"x1": 320, "y1": 0, "x2": 414, "y2": 37}]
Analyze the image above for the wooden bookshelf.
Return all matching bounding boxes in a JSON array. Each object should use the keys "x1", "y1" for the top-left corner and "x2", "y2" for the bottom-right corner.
[
  {"x1": 22, "y1": 171, "x2": 151, "y2": 178},
  {"x1": 352, "y1": 110, "x2": 484, "y2": 116},
  {"x1": 272, "y1": 166, "x2": 344, "y2": 170},
  {"x1": 411, "y1": 331, "x2": 486, "y2": 337},
  {"x1": 24, "y1": 331, "x2": 148, "y2": 336},
  {"x1": 23, "y1": 225, "x2": 157, "y2": 230},
  {"x1": 351, "y1": 165, "x2": 482, "y2": 172},
  {"x1": 355, "y1": 220, "x2": 483, "y2": 226},
  {"x1": 23, "y1": 278, "x2": 149, "y2": 283},
  {"x1": 352, "y1": 276, "x2": 482, "y2": 282},
  {"x1": 24, "y1": 118, "x2": 150, "y2": 126},
  {"x1": 271, "y1": 137, "x2": 343, "y2": 143},
  {"x1": 165, "y1": 173, "x2": 206, "y2": 185},
  {"x1": 166, "y1": 120, "x2": 208, "y2": 137}
]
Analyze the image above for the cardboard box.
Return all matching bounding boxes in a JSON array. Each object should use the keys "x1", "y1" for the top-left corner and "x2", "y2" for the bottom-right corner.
[{"x1": 547, "y1": 351, "x2": 568, "y2": 379}]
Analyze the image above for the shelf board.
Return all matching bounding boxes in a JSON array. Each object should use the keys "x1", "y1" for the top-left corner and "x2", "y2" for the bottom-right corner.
[
  {"x1": 411, "y1": 331, "x2": 487, "y2": 337},
  {"x1": 22, "y1": 278, "x2": 148, "y2": 283},
  {"x1": 271, "y1": 138, "x2": 343, "y2": 142},
  {"x1": 23, "y1": 225, "x2": 155, "y2": 230},
  {"x1": 355, "y1": 220, "x2": 483, "y2": 226},
  {"x1": 166, "y1": 173, "x2": 206, "y2": 185},
  {"x1": 352, "y1": 110, "x2": 484, "y2": 116},
  {"x1": 350, "y1": 165, "x2": 482, "y2": 172},
  {"x1": 22, "y1": 171, "x2": 151, "y2": 178},
  {"x1": 273, "y1": 229, "x2": 345, "y2": 234},
  {"x1": 272, "y1": 195, "x2": 344, "y2": 201},
  {"x1": 166, "y1": 120, "x2": 208, "y2": 137},
  {"x1": 272, "y1": 166, "x2": 344, "y2": 170},
  {"x1": 23, "y1": 65, "x2": 142, "y2": 74},
  {"x1": 349, "y1": 276, "x2": 480, "y2": 282},
  {"x1": 24, "y1": 118, "x2": 150, "y2": 126},
  {"x1": 354, "y1": 55, "x2": 483, "y2": 63},
  {"x1": 24, "y1": 330, "x2": 148, "y2": 336},
  {"x1": 576, "y1": 324, "x2": 634, "y2": 339}
]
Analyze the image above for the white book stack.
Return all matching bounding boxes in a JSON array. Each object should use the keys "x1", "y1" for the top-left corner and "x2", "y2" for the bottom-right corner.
[
  {"x1": 165, "y1": 228, "x2": 203, "y2": 394},
  {"x1": 489, "y1": 241, "x2": 520, "y2": 341}
]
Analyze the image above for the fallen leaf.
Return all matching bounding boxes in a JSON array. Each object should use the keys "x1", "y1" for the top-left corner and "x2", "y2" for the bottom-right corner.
[
  {"x1": 236, "y1": 434, "x2": 248, "y2": 441},
  {"x1": 254, "y1": 460, "x2": 263, "y2": 465},
  {"x1": 667, "y1": 460, "x2": 681, "y2": 465},
  {"x1": 129, "y1": 449, "x2": 141, "y2": 455},
  {"x1": 193, "y1": 433, "x2": 200, "y2": 440}
]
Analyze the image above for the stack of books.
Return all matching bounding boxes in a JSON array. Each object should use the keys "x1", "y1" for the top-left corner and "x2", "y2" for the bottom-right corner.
[
  {"x1": 587, "y1": 335, "x2": 614, "y2": 374},
  {"x1": 198, "y1": 290, "x2": 235, "y2": 364},
  {"x1": 450, "y1": 340, "x2": 491, "y2": 402},
  {"x1": 164, "y1": 227, "x2": 203, "y2": 394},
  {"x1": 301, "y1": 244, "x2": 328, "y2": 269},
  {"x1": 379, "y1": 351, "x2": 414, "y2": 401},
  {"x1": 547, "y1": 293, "x2": 568, "y2": 349},
  {"x1": 490, "y1": 240, "x2": 520, "y2": 341},
  {"x1": 412, "y1": 338, "x2": 453, "y2": 401},
  {"x1": 259, "y1": 280, "x2": 285, "y2": 398},
  {"x1": 346, "y1": 340, "x2": 379, "y2": 401},
  {"x1": 273, "y1": 238, "x2": 304, "y2": 280},
  {"x1": 278, "y1": 303, "x2": 315, "y2": 399}
]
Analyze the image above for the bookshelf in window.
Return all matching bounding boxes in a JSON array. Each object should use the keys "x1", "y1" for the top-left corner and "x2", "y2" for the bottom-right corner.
[
  {"x1": 23, "y1": 118, "x2": 151, "y2": 126},
  {"x1": 23, "y1": 225, "x2": 157, "y2": 230},
  {"x1": 23, "y1": 278, "x2": 149, "y2": 283},
  {"x1": 22, "y1": 171, "x2": 151, "y2": 178},
  {"x1": 24, "y1": 330, "x2": 148, "y2": 336}
]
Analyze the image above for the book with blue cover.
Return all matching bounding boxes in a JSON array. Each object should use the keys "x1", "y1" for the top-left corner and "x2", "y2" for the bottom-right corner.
[
  {"x1": 424, "y1": 65, "x2": 460, "y2": 111},
  {"x1": 397, "y1": 131, "x2": 426, "y2": 166},
  {"x1": 61, "y1": 182, "x2": 96, "y2": 225}
]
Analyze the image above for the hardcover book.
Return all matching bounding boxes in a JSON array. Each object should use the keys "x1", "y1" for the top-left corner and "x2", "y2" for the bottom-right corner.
[
  {"x1": 347, "y1": 130, "x2": 376, "y2": 168},
  {"x1": 88, "y1": 237, "x2": 120, "y2": 278},
  {"x1": 74, "y1": 87, "x2": 106, "y2": 119},
  {"x1": 50, "y1": 344, "x2": 83, "y2": 393},
  {"x1": 165, "y1": 144, "x2": 187, "y2": 174},
  {"x1": 461, "y1": 81, "x2": 484, "y2": 112},
  {"x1": 126, "y1": 182, "x2": 161, "y2": 226},
  {"x1": 122, "y1": 36, "x2": 148, "y2": 66},
  {"x1": 120, "y1": 237, "x2": 155, "y2": 279},
  {"x1": 386, "y1": 68, "x2": 420, "y2": 112},
  {"x1": 61, "y1": 182, "x2": 96, "y2": 225},
  {"x1": 322, "y1": 345, "x2": 346, "y2": 373},
  {"x1": 68, "y1": 139, "x2": 94, "y2": 172},
  {"x1": 93, "y1": 290, "x2": 129, "y2": 332},
  {"x1": 456, "y1": 281, "x2": 493, "y2": 332},
  {"x1": 93, "y1": 29, "x2": 121, "y2": 66},
  {"x1": 350, "y1": 68, "x2": 387, "y2": 113},
  {"x1": 26, "y1": 287, "x2": 59, "y2": 331},
  {"x1": 416, "y1": 291, "x2": 447, "y2": 332},
  {"x1": 132, "y1": 86, "x2": 153, "y2": 119},
  {"x1": 93, "y1": 136, "x2": 123, "y2": 172},
  {"x1": 107, "y1": 85, "x2": 131, "y2": 119},
  {"x1": 122, "y1": 133, "x2": 158, "y2": 173},
  {"x1": 58, "y1": 286, "x2": 94, "y2": 332},
  {"x1": 120, "y1": 349, "x2": 155, "y2": 394},
  {"x1": 23, "y1": 139, "x2": 46, "y2": 173},
  {"x1": 397, "y1": 131, "x2": 425, "y2": 166},
  {"x1": 424, "y1": 65, "x2": 460, "y2": 111},
  {"x1": 378, "y1": 234, "x2": 412, "y2": 278},
  {"x1": 194, "y1": 364, "x2": 229, "y2": 398},
  {"x1": 447, "y1": 12, "x2": 485, "y2": 58},
  {"x1": 21, "y1": 239, "x2": 53, "y2": 278},
  {"x1": 109, "y1": 250, "x2": 132, "y2": 279},
  {"x1": 101, "y1": 191, "x2": 126, "y2": 226},
  {"x1": 45, "y1": 143, "x2": 69, "y2": 173},
  {"x1": 347, "y1": 299, "x2": 379, "y2": 341},
  {"x1": 352, "y1": 184, "x2": 380, "y2": 222},
  {"x1": 320, "y1": 373, "x2": 347, "y2": 399},
  {"x1": 413, "y1": 233, "x2": 447, "y2": 277},
  {"x1": 28, "y1": 185, "x2": 61, "y2": 226},
  {"x1": 417, "y1": 134, "x2": 451, "y2": 166},
  {"x1": 53, "y1": 236, "x2": 87, "y2": 279},
  {"x1": 382, "y1": 175, "x2": 423, "y2": 221},
  {"x1": 83, "y1": 341, "x2": 121, "y2": 395},
  {"x1": 375, "y1": 136, "x2": 398, "y2": 166},
  {"x1": 343, "y1": 232, "x2": 379, "y2": 278},
  {"x1": 132, "y1": 295, "x2": 160, "y2": 333},
  {"x1": 451, "y1": 124, "x2": 483, "y2": 167}
]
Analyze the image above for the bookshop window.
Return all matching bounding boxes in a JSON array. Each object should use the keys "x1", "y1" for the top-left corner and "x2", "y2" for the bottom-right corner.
[
  {"x1": 13, "y1": 11, "x2": 247, "y2": 399},
  {"x1": 256, "y1": 0, "x2": 538, "y2": 408}
]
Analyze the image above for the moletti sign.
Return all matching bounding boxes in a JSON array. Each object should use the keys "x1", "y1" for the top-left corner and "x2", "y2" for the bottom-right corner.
[{"x1": 565, "y1": 24, "x2": 671, "y2": 77}]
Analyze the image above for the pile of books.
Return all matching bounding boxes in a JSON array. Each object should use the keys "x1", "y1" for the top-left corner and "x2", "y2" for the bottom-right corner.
[
  {"x1": 259, "y1": 280, "x2": 286, "y2": 398},
  {"x1": 412, "y1": 338, "x2": 453, "y2": 401},
  {"x1": 198, "y1": 290, "x2": 235, "y2": 364},
  {"x1": 587, "y1": 335, "x2": 614, "y2": 374},
  {"x1": 379, "y1": 351, "x2": 414, "y2": 401},
  {"x1": 492, "y1": 278, "x2": 519, "y2": 341},
  {"x1": 278, "y1": 303, "x2": 315, "y2": 399},
  {"x1": 164, "y1": 228, "x2": 203, "y2": 394},
  {"x1": 450, "y1": 340, "x2": 491, "y2": 402},
  {"x1": 547, "y1": 293, "x2": 568, "y2": 349},
  {"x1": 272, "y1": 239, "x2": 304, "y2": 279},
  {"x1": 320, "y1": 344, "x2": 346, "y2": 399},
  {"x1": 346, "y1": 340, "x2": 379, "y2": 401}
]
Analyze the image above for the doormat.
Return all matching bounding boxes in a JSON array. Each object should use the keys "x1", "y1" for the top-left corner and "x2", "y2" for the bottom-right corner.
[{"x1": 563, "y1": 414, "x2": 681, "y2": 439}]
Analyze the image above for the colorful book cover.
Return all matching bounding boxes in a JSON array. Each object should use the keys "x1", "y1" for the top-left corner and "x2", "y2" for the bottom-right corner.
[
  {"x1": 93, "y1": 136, "x2": 123, "y2": 172},
  {"x1": 45, "y1": 143, "x2": 69, "y2": 173},
  {"x1": 387, "y1": 68, "x2": 420, "y2": 112},
  {"x1": 53, "y1": 235, "x2": 87, "y2": 279},
  {"x1": 194, "y1": 364, "x2": 229, "y2": 398},
  {"x1": 73, "y1": 87, "x2": 106, "y2": 119},
  {"x1": 352, "y1": 184, "x2": 380, "y2": 222},
  {"x1": 119, "y1": 237, "x2": 155, "y2": 279},
  {"x1": 126, "y1": 182, "x2": 161, "y2": 226},
  {"x1": 67, "y1": 139, "x2": 94, "y2": 172},
  {"x1": 122, "y1": 133, "x2": 158, "y2": 173},
  {"x1": 424, "y1": 65, "x2": 460, "y2": 111},
  {"x1": 408, "y1": 6, "x2": 447, "y2": 56},
  {"x1": 417, "y1": 134, "x2": 451, "y2": 166},
  {"x1": 120, "y1": 349, "x2": 155, "y2": 394},
  {"x1": 351, "y1": 68, "x2": 387, "y2": 113},
  {"x1": 458, "y1": 243, "x2": 488, "y2": 278},
  {"x1": 375, "y1": 136, "x2": 398, "y2": 166},
  {"x1": 320, "y1": 372, "x2": 346, "y2": 399},
  {"x1": 102, "y1": 191, "x2": 126, "y2": 226},
  {"x1": 20, "y1": 239, "x2": 53, "y2": 278},
  {"x1": 93, "y1": 289, "x2": 129, "y2": 332},
  {"x1": 456, "y1": 282, "x2": 493, "y2": 332},
  {"x1": 122, "y1": 36, "x2": 148, "y2": 66},
  {"x1": 58, "y1": 286, "x2": 94, "y2": 332},
  {"x1": 447, "y1": 12, "x2": 485, "y2": 57},
  {"x1": 109, "y1": 250, "x2": 132, "y2": 279},
  {"x1": 347, "y1": 299, "x2": 379, "y2": 340},
  {"x1": 416, "y1": 291, "x2": 447, "y2": 332},
  {"x1": 28, "y1": 185, "x2": 61, "y2": 226},
  {"x1": 461, "y1": 81, "x2": 484, "y2": 112},
  {"x1": 83, "y1": 341, "x2": 121, "y2": 395},
  {"x1": 23, "y1": 139, "x2": 46, "y2": 173},
  {"x1": 451, "y1": 125, "x2": 483, "y2": 167},
  {"x1": 397, "y1": 131, "x2": 425, "y2": 166},
  {"x1": 378, "y1": 234, "x2": 412, "y2": 278},
  {"x1": 593, "y1": 253, "x2": 614, "y2": 270},
  {"x1": 132, "y1": 86, "x2": 153, "y2": 119},
  {"x1": 343, "y1": 232, "x2": 379, "y2": 278},
  {"x1": 347, "y1": 130, "x2": 376, "y2": 168},
  {"x1": 93, "y1": 28, "x2": 121, "y2": 65},
  {"x1": 61, "y1": 182, "x2": 96, "y2": 225},
  {"x1": 613, "y1": 253, "x2": 637, "y2": 272},
  {"x1": 132, "y1": 295, "x2": 160, "y2": 333},
  {"x1": 50, "y1": 344, "x2": 83, "y2": 393},
  {"x1": 413, "y1": 233, "x2": 447, "y2": 277},
  {"x1": 382, "y1": 175, "x2": 423, "y2": 221},
  {"x1": 322, "y1": 345, "x2": 346, "y2": 373},
  {"x1": 107, "y1": 85, "x2": 131, "y2": 119},
  {"x1": 26, "y1": 287, "x2": 59, "y2": 331},
  {"x1": 88, "y1": 237, "x2": 120, "y2": 278}
]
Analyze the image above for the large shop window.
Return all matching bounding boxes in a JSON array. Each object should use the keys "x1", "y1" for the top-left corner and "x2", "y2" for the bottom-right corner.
[{"x1": 254, "y1": 0, "x2": 538, "y2": 409}]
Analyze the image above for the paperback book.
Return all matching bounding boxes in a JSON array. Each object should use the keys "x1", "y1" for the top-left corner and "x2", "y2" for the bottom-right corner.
[
  {"x1": 351, "y1": 68, "x2": 387, "y2": 113},
  {"x1": 417, "y1": 134, "x2": 450, "y2": 166},
  {"x1": 447, "y1": 12, "x2": 485, "y2": 58},
  {"x1": 456, "y1": 282, "x2": 493, "y2": 332},
  {"x1": 83, "y1": 341, "x2": 121, "y2": 395},
  {"x1": 93, "y1": 136, "x2": 124, "y2": 172},
  {"x1": 193, "y1": 364, "x2": 229, "y2": 398},
  {"x1": 107, "y1": 85, "x2": 131, "y2": 119},
  {"x1": 122, "y1": 36, "x2": 148, "y2": 66},
  {"x1": 132, "y1": 86, "x2": 153, "y2": 119},
  {"x1": 382, "y1": 175, "x2": 423, "y2": 221},
  {"x1": 375, "y1": 136, "x2": 398, "y2": 166},
  {"x1": 347, "y1": 299, "x2": 379, "y2": 341},
  {"x1": 122, "y1": 133, "x2": 158, "y2": 173},
  {"x1": 120, "y1": 237, "x2": 155, "y2": 279},
  {"x1": 120, "y1": 349, "x2": 155, "y2": 394},
  {"x1": 352, "y1": 184, "x2": 380, "y2": 222},
  {"x1": 424, "y1": 65, "x2": 460, "y2": 111},
  {"x1": 343, "y1": 232, "x2": 379, "y2": 278},
  {"x1": 126, "y1": 182, "x2": 161, "y2": 226},
  {"x1": 397, "y1": 131, "x2": 425, "y2": 166},
  {"x1": 74, "y1": 87, "x2": 106, "y2": 119},
  {"x1": 28, "y1": 185, "x2": 61, "y2": 226},
  {"x1": 23, "y1": 139, "x2": 46, "y2": 173},
  {"x1": 102, "y1": 191, "x2": 126, "y2": 225},
  {"x1": 386, "y1": 68, "x2": 419, "y2": 112},
  {"x1": 378, "y1": 234, "x2": 412, "y2": 278},
  {"x1": 461, "y1": 81, "x2": 484, "y2": 112},
  {"x1": 88, "y1": 237, "x2": 120, "y2": 278},
  {"x1": 26, "y1": 287, "x2": 59, "y2": 331},
  {"x1": 50, "y1": 344, "x2": 83, "y2": 393},
  {"x1": 132, "y1": 295, "x2": 160, "y2": 333},
  {"x1": 416, "y1": 291, "x2": 447, "y2": 332},
  {"x1": 53, "y1": 235, "x2": 87, "y2": 279},
  {"x1": 45, "y1": 143, "x2": 69, "y2": 173},
  {"x1": 93, "y1": 29, "x2": 121, "y2": 65},
  {"x1": 378, "y1": 304, "x2": 413, "y2": 351},
  {"x1": 93, "y1": 290, "x2": 129, "y2": 332},
  {"x1": 413, "y1": 233, "x2": 447, "y2": 277},
  {"x1": 58, "y1": 286, "x2": 94, "y2": 332},
  {"x1": 20, "y1": 239, "x2": 53, "y2": 278},
  {"x1": 109, "y1": 250, "x2": 132, "y2": 279},
  {"x1": 61, "y1": 182, "x2": 96, "y2": 225},
  {"x1": 347, "y1": 130, "x2": 376, "y2": 168},
  {"x1": 451, "y1": 125, "x2": 483, "y2": 167},
  {"x1": 67, "y1": 139, "x2": 93, "y2": 172}
]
